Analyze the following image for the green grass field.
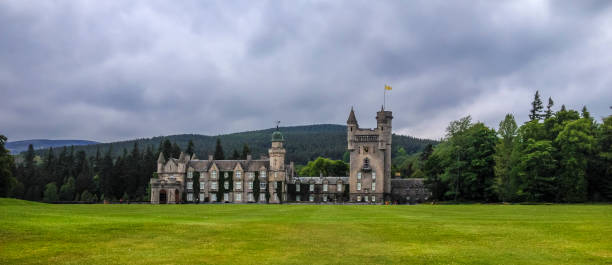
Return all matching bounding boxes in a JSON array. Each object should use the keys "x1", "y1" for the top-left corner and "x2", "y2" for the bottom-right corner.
[{"x1": 0, "y1": 199, "x2": 610, "y2": 264}]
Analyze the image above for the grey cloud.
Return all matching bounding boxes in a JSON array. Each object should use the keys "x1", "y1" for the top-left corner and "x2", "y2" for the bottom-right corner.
[{"x1": 1, "y1": 0, "x2": 611, "y2": 142}]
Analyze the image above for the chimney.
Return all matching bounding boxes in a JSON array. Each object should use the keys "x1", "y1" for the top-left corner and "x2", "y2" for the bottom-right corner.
[{"x1": 208, "y1": 155, "x2": 213, "y2": 161}]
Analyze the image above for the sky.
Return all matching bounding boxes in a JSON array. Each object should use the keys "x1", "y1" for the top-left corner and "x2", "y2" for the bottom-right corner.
[{"x1": 1, "y1": 0, "x2": 611, "y2": 142}]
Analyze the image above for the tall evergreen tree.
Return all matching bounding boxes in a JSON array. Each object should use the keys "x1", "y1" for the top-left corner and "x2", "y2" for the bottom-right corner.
[
  {"x1": 0, "y1": 135, "x2": 16, "y2": 197},
  {"x1": 529, "y1": 90, "x2": 544, "y2": 121},
  {"x1": 545, "y1": 97, "x2": 554, "y2": 119},
  {"x1": 242, "y1": 144, "x2": 250, "y2": 159},
  {"x1": 231, "y1": 149, "x2": 240, "y2": 160},
  {"x1": 186, "y1": 140, "x2": 195, "y2": 156},
  {"x1": 214, "y1": 138, "x2": 225, "y2": 160}
]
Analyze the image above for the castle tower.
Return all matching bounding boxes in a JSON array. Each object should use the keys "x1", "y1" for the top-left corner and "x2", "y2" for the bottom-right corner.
[
  {"x1": 347, "y1": 107, "x2": 393, "y2": 203},
  {"x1": 268, "y1": 129, "x2": 286, "y2": 203}
]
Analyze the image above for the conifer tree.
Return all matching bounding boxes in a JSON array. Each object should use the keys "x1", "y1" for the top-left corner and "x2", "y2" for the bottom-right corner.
[
  {"x1": 241, "y1": 144, "x2": 250, "y2": 159},
  {"x1": 545, "y1": 97, "x2": 554, "y2": 119},
  {"x1": 529, "y1": 91, "x2": 544, "y2": 121},
  {"x1": 214, "y1": 138, "x2": 225, "y2": 160},
  {"x1": 231, "y1": 149, "x2": 240, "y2": 160},
  {"x1": 186, "y1": 140, "x2": 195, "y2": 156}
]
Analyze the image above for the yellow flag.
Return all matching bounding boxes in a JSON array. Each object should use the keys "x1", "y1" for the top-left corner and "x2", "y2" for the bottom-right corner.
[{"x1": 385, "y1": 84, "x2": 392, "y2": 90}]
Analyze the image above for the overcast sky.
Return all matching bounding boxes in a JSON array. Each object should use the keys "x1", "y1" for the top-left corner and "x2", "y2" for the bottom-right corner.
[{"x1": 1, "y1": 1, "x2": 611, "y2": 142}]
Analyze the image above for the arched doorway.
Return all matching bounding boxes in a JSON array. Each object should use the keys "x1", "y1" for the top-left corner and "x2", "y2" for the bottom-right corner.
[
  {"x1": 159, "y1": 189, "x2": 167, "y2": 204},
  {"x1": 175, "y1": 189, "x2": 180, "y2": 204}
]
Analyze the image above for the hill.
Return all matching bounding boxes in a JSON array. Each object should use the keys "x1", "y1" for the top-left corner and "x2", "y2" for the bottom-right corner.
[
  {"x1": 6, "y1": 139, "x2": 99, "y2": 154},
  {"x1": 30, "y1": 124, "x2": 437, "y2": 165}
]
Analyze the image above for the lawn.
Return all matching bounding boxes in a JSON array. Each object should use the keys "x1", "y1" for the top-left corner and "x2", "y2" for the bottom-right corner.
[{"x1": 0, "y1": 199, "x2": 610, "y2": 264}]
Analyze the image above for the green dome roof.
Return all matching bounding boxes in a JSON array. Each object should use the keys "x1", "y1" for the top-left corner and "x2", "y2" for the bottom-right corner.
[{"x1": 271, "y1": 130, "x2": 284, "y2": 142}]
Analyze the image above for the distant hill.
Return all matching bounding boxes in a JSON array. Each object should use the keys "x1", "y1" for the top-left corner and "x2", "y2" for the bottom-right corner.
[
  {"x1": 7, "y1": 139, "x2": 99, "y2": 154},
  {"x1": 28, "y1": 124, "x2": 437, "y2": 165}
]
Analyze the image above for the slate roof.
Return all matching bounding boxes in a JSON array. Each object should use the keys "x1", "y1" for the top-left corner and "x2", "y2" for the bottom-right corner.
[
  {"x1": 291, "y1": 176, "x2": 348, "y2": 184},
  {"x1": 186, "y1": 159, "x2": 270, "y2": 172}
]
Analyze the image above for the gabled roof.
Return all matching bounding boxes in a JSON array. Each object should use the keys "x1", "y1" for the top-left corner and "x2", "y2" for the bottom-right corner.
[{"x1": 157, "y1": 152, "x2": 166, "y2": 163}]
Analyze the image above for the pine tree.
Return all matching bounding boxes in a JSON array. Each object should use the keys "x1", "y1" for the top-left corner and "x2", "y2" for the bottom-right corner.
[
  {"x1": 242, "y1": 144, "x2": 250, "y2": 159},
  {"x1": 186, "y1": 140, "x2": 195, "y2": 156},
  {"x1": 545, "y1": 97, "x2": 554, "y2": 119},
  {"x1": 231, "y1": 149, "x2": 240, "y2": 160},
  {"x1": 529, "y1": 91, "x2": 544, "y2": 121},
  {"x1": 214, "y1": 138, "x2": 225, "y2": 160},
  {"x1": 0, "y1": 135, "x2": 16, "y2": 197}
]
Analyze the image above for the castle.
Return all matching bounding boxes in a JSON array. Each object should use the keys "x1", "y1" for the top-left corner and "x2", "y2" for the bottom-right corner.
[{"x1": 150, "y1": 107, "x2": 429, "y2": 204}]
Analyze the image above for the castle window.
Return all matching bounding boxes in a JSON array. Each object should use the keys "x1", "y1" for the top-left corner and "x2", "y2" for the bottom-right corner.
[
  {"x1": 200, "y1": 181, "x2": 205, "y2": 189},
  {"x1": 296, "y1": 183, "x2": 300, "y2": 192},
  {"x1": 296, "y1": 195, "x2": 301, "y2": 201},
  {"x1": 372, "y1": 172, "x2": 376, "y2": 179},
  {"x1": 236, "y1": 171, "x2": 242, "y2": 179},
  {"x1": 235, "y1": 181, "x2": 242, "y2": 190},
  {"x1": 187, "y1": 182, "x2": 193, "y2": 190},
  {"x1": 224, "y1": 182, "x2": 229, "y2": 190},
  {"x1": 273, "y1": 182, "x2": 278, "y2": 189},
  {"x1": 249, "y1": 172, "x2": 254, "y2": 179},
  {"x1": 224, "y1": 193, "x2": 229, "y2": 202},
  {"x1": 260, "y1": 193, "x2": 266, "y2": 202},
  {"x1": 211, "y1": 193, "x2": 217, "y2": 201},
  {"x1": 363, "y1": 158, "x2": 370, "y2": 169},
  {"x1": 323, "y1": 195, "x2": 328, "y2": 202},
  {"x1": 224, "y1": 172, "x2": 229, "y2": 179},
  {"x1": 248, "y1": 193, "x2": 254, "y2": 202},
  {"x1": 357, "y1": 172, "x2": 362, "y2": 179},
  {"x1": 357, "y1": 196, "x2": 361, "y2": 202},
  {"x1": 309, "y1": 195, "x2": 314, "y2": 202},
  {"x1": 187, "y1": 193, "x2": 193, "y2": 201},
  {"x1": 323, "y1": 184, "x2": 328, "y2": 192},
  {"x1": 371, "y1": 182, "x2": 376, "y2": 191},
  {"x1": 337, "y1": 184, "x2": 342, "y2": 192},
  {"x1": 199, "y1": 193, "x2": 204, "y2": 201},
  {"x1": 364, "y1": 196, "x2": 369, "y2": 202},
  {"x1": 309, "y1": 184, "x2": 314, "y2": 192},
  {"x1": 211, "y1": 171, "x2": 217, "y2": 179},
  {"x1": 261, "y1": 171, "x2": 266, "y2": 178},
  {"x1": 357, "y1": 183, "x2": 362, "y2": 191},
  {"x1": 372, "y1": 196, "x2": 376, "y2": 202},
  {"x1": 187, "y1": 172, "x2": 193, "y2": 178},
  {"x1": 211, "y1": 182, "x2": 218, "y2": 190},
  {"x1": 260, "y1": 182, "x2": 267, "y2": 190},
  {"x1": 249, "y1": 181, "x2": 253, "y2": 190},
  {"x1": 235, "y1": 193, "x2": 242, "y2": 202},
  {"x1": 274, "y1": 172, "x2": 278, "y2": 178}
]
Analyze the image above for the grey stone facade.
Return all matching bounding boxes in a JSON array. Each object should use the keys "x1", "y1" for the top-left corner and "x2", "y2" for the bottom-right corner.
[{"x1": 150, "y1": 107, "x2": 429, "y2": 204}]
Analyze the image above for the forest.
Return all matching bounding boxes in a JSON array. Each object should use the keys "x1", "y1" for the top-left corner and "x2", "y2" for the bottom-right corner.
[
  {"x1": 395, "y1": 91, "x2": 612, "y2": 202},
  {"x1": 0, "y1": 124, "x2": 434, "y2": 202}
]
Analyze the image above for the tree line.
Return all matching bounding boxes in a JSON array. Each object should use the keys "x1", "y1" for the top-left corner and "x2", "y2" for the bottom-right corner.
[{"x1": 417, "y1": 91, "x2": 612, "y2": 202}]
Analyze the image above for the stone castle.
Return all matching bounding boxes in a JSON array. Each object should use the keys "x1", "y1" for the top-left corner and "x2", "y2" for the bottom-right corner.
[{"x1": 150, "y1": 107, "x2": 429, "y2": 204}]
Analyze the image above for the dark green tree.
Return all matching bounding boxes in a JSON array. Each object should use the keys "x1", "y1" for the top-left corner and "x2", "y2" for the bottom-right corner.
[
  {"x1": 231, "y1": 149, "x2": 240, "y2": 160},
  {"x1": 545, "y1": 97, "x2": 554, "y2": 119},
  {"x1": 0, "y1": 135, "x2": 16, "y2": 197},
  {"x1": 529, "y1": 90, "x2": 544, "y2": 121},
  {"x1": 214, "y1": 138, "x2": 225, "y2": 160},
  {"x1": 192, "y1": 172, "x2": 200, "y2": 203},
  {"x1": 186, "y1": 140, "x2": 195, "y2": 156},
  {"x1": 241, "y1": 144, "x2": 250, "y2": 159}
]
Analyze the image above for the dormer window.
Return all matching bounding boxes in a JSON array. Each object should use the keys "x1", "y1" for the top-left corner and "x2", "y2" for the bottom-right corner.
[
  {"x1": 236, "y1": 171, "x2": 242, "y2": 179},
  {"x1": 187, "y1": 172, "x2": 193, "y2": 178},
  {"x1": 211, "y1": 171, "x2": 217, "y2": 179},
  {"x1": 224, "y1": 172, "x2": 229, "y2": 179},
  {"x1": 363, "y1": 158, "x2": 370, "y2": 169},
  {"x1": 261, "y1": 171, "x2": 266, "y2": 178}
]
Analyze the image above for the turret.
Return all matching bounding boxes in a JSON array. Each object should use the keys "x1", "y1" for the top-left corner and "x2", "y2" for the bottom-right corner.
[
  {"x1": 157, "y1": 152, "x2": 166, "y2": 173},
  {"x1": 347, "y1": 107, "x2": 358, "y2": 150}
]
